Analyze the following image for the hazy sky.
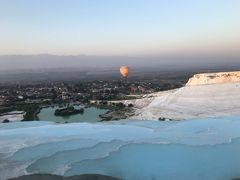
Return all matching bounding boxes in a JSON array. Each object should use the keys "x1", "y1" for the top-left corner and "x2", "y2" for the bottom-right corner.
[{"x1": 0, "y1": 0, "x2": 240, "y2": 56}]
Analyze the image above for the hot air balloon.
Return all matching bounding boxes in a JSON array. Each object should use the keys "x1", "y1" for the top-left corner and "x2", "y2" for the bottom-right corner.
[{"x1": 120, "y1": 66, "x2": 129, "y2": 78}]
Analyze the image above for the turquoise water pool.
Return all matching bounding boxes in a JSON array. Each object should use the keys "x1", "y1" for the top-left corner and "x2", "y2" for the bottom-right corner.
[
  {"x1": 38, "y1": 106, "x2": 107, "y2": 123},
  {"x1": 1, "y1": 116, "x2": 240, "y2": 180}
]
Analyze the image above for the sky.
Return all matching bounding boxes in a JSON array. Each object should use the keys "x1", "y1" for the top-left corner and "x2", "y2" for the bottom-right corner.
[{"x1": 0, "y1": 0, "x2": 240, "y2": 56}]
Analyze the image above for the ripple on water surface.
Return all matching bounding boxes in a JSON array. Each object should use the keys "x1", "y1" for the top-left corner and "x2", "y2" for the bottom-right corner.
[
  {"x1": 1, "y1": 116, "x2": 240, "y2": 180},
  {"x1": 65, "y1": 139, "x2": 240, "y2": 180}
]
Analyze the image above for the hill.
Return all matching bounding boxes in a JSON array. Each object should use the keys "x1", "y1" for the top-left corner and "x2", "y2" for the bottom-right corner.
[{"x1": 130, "y1": 71, "x2": 240, "y2": 120}]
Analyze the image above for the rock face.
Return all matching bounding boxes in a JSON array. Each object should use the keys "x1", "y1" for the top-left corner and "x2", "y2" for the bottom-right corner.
[
  {"x1": 0, "y1": 111, "x2": 25, "y2": 123},
  {"x1": 130, "y1": 71, "x2": 240, "y2": 120},
  {"x1": 186, "y1": 71, "x2": 240, "y2": 86}
]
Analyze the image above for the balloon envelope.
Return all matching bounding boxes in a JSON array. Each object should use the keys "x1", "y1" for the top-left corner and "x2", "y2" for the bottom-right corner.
[{"x1": 120, "y1": 66, "x2": 129, "y2": 78}]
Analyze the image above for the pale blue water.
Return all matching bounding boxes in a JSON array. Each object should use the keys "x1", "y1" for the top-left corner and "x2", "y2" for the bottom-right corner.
[
  {"x1": 1, "y1": 116, "x2": 240, "y2": 180},
  {"x1": 65, "y1": 140, "x2": 240, "y2": 180},
  {"x1": 38, "y1": 106, "x2": 107, "y2": 123}
]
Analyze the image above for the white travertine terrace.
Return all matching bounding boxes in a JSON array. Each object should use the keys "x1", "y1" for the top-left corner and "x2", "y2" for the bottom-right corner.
[
  {"x1": 186, "y1": 71, "x2": 240, "y2": 86},
  {"x1": 129, "y1": 71, "x2": 240, "y2": 120}
]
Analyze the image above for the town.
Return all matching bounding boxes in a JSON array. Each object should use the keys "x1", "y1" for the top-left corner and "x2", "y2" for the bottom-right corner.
[{"x1": 0, "y1": 78, "x2": 185, "y2": 122}]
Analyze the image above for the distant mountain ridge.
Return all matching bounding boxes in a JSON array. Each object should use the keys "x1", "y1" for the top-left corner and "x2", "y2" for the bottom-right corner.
[{"x1": 0, "y1": 54, "x2": 240, "y2": 71}]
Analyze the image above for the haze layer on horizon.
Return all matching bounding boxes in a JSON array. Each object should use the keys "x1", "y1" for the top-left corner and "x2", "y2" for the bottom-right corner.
[
  {"x1": 0, "y1": 0, "x2": 240, "y2": 56},
  {"x1": 0, "y1": 54, "x2": 240, "y2": 72}
]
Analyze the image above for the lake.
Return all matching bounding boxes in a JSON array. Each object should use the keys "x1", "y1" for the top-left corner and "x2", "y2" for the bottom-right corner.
[{"x1": 38, "y1": 106, "x2": 108, "y2": 123}]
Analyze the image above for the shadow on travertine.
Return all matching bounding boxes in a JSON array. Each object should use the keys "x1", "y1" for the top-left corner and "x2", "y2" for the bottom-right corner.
[{"x1": 8, "y1": 174, "x2": 121, "y2": 180}]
